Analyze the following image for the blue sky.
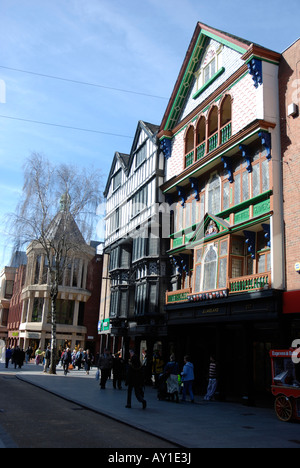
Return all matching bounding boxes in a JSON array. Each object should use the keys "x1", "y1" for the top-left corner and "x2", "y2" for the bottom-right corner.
[{"x1": 0, "y1": 0, "x2": 299, "y2": 269}]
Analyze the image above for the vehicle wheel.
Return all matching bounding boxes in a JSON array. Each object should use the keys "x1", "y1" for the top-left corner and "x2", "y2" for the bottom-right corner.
[{"x1": 275, "y1": 395, "x2": 293, "y2": 422}]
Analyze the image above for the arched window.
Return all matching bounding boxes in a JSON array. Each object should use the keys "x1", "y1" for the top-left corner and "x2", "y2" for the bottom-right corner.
[
  {"x1": 203, "y1": 245, "x2": 217, "y2": 291},
  {"x1": 220, "y1": 95, "x2": 232, "y2": 144},
  {"x1": 185, "y1": 126, "x2": 194, "y2": 167},
  {"x1": 196, "y1": 116, "x2": 206, "y2": 160},
  {"x1": 207, "y1": 174, "x2": 221, "y2": 215},
  {"x1": 208, "y1": 106, "x2": 218, "y2": 152}
]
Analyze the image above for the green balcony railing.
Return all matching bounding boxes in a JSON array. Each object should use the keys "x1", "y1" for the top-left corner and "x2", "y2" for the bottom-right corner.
[
  {"x1": 221, "y1": 122, "x2": 232, "y2": 144},
  {"x1": 196, "y1": 142, "x2": 205, "y2": 160},
  {"x1": 208, "y1": 132, "x2": 218, "y2": 152},
  {"x1": 229, "y1": 272, "x2": 271, "y2": 294},
  {"x1": 185, "y1": 150, "x2": 194, "y2": 167}
]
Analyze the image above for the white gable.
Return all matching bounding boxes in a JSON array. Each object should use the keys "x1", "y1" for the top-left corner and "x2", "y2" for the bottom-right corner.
[{"x1": 179, "y1": 39, "x2": 244, "y2": 122}]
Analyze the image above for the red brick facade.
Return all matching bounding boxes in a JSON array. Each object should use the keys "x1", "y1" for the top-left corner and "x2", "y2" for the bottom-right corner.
[
  {"x1": 7, "y1": 265, "x2": 26, "y2": 346},
  {"x1": 84, "y1": 254, "x2": 103, "y2": 355},
  {"x1": 279, "y1": 39, "x2": 300, "y2": 300}
]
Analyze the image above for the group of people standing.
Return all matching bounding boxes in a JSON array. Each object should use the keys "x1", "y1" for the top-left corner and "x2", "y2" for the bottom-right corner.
[
  {"x1": 5, "y1": 346, "x2": 25, "y2": 369},
  {"x1": 95, "y1": 348, "x2": 218, "y2": 409},
  {"x1": 59, "y1": 348, "x2": 94, "y2": 376},
  {"x1": 4, "y1": 342, "x2": 218, "y2": 404},
  {"x1": 152, "y1": 351, "x2": 218, "y2": 403}
]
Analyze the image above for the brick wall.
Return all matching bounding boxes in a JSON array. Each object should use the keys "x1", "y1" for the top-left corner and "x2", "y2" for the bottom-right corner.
[
  {"x1": 84, "y1": 254, "x2": 103, "y2": 354},
  {"x1": 7, "y1": 264, "x2": 26, "y2": 331},
  {"x1": 279, "y1": 39, "x2": 300, "y2": 291}
]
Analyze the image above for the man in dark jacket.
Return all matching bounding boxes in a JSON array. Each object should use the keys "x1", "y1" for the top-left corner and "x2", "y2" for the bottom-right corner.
[
  {"x1": 62, "y1": 348, "x2": 71, "y2": 376},
  {"x1": 125, "y1": 349, "x2": 147, "y2": 409},
  {"x1": 98, "y1": 348, "x2": 113, "y2": 389}
]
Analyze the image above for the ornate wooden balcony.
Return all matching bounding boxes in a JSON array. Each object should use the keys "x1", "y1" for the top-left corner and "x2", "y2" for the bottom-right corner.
[
  {"x1": 165, "y1": 272, "x2": 271, "y2": 305},
  {"x1": 228, "y1": 272, "x2": 271, "y2": 294}
]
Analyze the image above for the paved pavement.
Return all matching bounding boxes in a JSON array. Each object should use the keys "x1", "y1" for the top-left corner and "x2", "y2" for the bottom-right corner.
[{"x1": 0, "y1": 362, "x2": 300, "y2": 448}]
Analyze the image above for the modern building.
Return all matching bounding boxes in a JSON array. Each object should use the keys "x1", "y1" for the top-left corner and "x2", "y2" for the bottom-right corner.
[
  {"x1": 158, "y1": 22, "x2": 285, "y2": 403},
  {"x1": 100, "y1": 120, "x2": 168, "y2": 358},
  {"x1": 11, "y1": 202, "x2": 100, "y2": 355}
]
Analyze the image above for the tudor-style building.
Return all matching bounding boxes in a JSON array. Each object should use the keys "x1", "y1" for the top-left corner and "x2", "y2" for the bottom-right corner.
[
  {"x1": 158, "y1": 23, "x2": 284, "y2": 403},
  {"x1": 100, "y1": 120, "x2": 168, "y2": 358}
]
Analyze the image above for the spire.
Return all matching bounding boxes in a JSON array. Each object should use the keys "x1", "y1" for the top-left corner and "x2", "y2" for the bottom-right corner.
[{"x1": 60, "y1": 192, "x2": 71, "y2": 212}]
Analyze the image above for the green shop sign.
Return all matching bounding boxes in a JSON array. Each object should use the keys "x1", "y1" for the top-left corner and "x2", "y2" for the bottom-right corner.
[
  {"x1": 167, "y1": 292, "x2": 189, "y2": 303},
  {"x1": 98, "y1": 319, "x2": 110, "y2": 333}
]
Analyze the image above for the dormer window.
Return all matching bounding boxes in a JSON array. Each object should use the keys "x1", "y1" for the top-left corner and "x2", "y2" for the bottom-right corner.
[
  {"x1": 135, "y1": 143, "x2": 147, "y2": 168},
  {"x1": 113, "y1": 170, "x2": 122, "y2": 191},
  {"x1": 204, "y1": 57, "x2": 216, "y2": 84},
  {"x1": 193, "y1": 44, "x2": 224, "y2": 99}
]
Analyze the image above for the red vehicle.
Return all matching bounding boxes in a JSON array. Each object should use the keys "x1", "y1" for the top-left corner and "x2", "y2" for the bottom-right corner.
[{"x1": 270, "y1": 348, "x2": 300, "y2": 422}]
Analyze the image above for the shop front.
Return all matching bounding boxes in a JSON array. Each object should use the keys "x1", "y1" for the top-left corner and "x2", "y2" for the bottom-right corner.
[{"x1": 165, "y1": 289, "x2": 284, "y2": 404}]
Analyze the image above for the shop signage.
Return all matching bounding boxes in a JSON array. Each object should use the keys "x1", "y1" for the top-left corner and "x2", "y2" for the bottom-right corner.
[
  {"x1": 98, "y1": 319, "x2": 110, "y2": 333},
  {"x1": 167, "y1": 292, "x2": 189, "y2": 303}
]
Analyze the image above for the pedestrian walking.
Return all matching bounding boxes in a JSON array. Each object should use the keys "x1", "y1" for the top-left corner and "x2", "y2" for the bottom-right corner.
[
  {"x1": 12, "y1": 346, "x2": 22, "y2": 369},
  {"x1": 43, "y1": 345, "x2": 51, "y2": 373},
  {"x1": 204, "y1": 355, "x2": 218, "y2": 401},
  {"x1": 75, "y1": 348, "x2": 83, "y2": 370},
  {"x1": 181, "y1": 355, "x2": 195, "y2": 403},
  {"x1": 164, "y1": 354, "x2": 180, "y2": 402},
  {"x1": 125, "y1": 349, "x2": 147, "y2": 409},
  {"x1": 35, "y1": 347, "x2": 42, "y2": 365},
  {"x1": 83, "y1": 349, "x2": 92, "y2": 375},
  {"x1": 25, "y1": 346, "x2": 32, "y2": 364},
  {"x1": 152, "y1": 350, "x2": 164, "y2": 388},
  {"x1": 62, "y1": 348, "x2": 72, "y2": 375},
  {"x1": 98, "y1": 348, "x2": 113, "y2": 389},
  {"x1": 112, "y1": 350, "x2": 125, "y2": 389},
  {"x1": 5, "y1": 346, "x2": 12, "y2": 368}
]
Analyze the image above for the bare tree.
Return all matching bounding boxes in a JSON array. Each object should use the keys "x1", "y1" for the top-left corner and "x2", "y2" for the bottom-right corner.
[{"x1": 8, "y1": 153, "x2": 103, "y2": 374}]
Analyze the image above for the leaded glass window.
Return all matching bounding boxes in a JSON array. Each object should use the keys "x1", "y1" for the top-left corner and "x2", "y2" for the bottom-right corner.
[
  {"x1": 207, "y1": 175, "x2": 221, "y2": 215},
  {"x1": 203, "y1": 245, "x2": 217, "y2": 291}
]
